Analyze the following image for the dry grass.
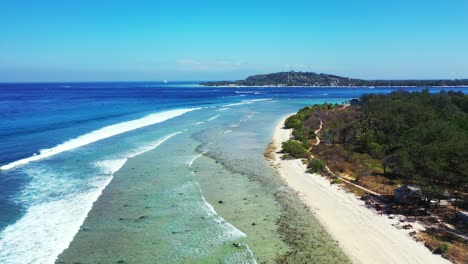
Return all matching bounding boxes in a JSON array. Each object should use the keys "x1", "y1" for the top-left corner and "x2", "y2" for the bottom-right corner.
[{"x1": 416, "y1": 230, "x2": 468, "y2": 264}]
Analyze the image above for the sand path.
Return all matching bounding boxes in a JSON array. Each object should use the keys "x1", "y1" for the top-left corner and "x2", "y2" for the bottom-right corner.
[{"x1": 270, "y1": 116, "x2": 450, "y2": 264}]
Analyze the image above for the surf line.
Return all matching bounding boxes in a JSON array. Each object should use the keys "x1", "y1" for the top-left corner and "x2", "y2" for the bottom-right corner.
[
  {"x1": 187, "y1": 150, "x2": 208, "y2": 168},
  {"x1": 0, "y1": 131, "x2": 184, "y2": 264},
  {"x1": 1, "y1": 108, "x2": 198, "y2": 170},
  {"x1": 207, "y1": 115, "x2": 220, "y2": 121}
]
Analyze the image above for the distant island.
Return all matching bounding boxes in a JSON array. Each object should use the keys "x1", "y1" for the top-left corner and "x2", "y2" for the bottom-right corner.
[{"x1": 201, "y1": 72, "x2": 468, "y2": 87}]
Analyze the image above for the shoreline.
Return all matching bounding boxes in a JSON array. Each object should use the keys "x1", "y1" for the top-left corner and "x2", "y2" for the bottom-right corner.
[{"x1": 268, "y1": 115, "x2": 451, "y2": 264}]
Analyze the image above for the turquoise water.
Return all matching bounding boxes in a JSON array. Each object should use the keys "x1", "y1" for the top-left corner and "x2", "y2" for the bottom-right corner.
[{"x1": 0, "y1": 83, "x2": 466, "y2": 263}]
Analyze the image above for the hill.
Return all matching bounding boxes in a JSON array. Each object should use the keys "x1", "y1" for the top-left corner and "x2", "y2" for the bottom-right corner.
[{"x1": 201, "y1": 72, "x2": 468, "y2": 87}]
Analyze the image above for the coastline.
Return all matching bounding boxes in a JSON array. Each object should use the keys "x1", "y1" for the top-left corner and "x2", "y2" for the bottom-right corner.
[
  {"x1": 268, "y1": 115, "x2": 451, "y2": 264},
  {"x1": 199, "y1": 85, "x2": 468, "y2": 88},
  {"x1": 57, "y1": 110, "x2": 350, "y2": 263}
]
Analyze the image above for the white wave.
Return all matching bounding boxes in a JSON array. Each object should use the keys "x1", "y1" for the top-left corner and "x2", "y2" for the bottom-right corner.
[
  {"x1": 0, "y1": 132, "x2": 181, "y2": 264},
  {"x1": 193, "y1": 181, "x2": 246, "y2": 238},
  {"x1": 1, "y1": 108, "x2": 197, "y2": 170},
  {"x1": 222, "y1": 102, "x2": 252, "y2": 107},
  {"x1": 222, "y1": 98, "x2": 272, "y2": 107},
  {"x1": 218, "y1": 108, "x2": 230, "y2": 111},
  {"x1": 187, "y1": 150, "x2": 208, "y2": 168},
  {"x1": 126, "y1": 132, "x2": 182, "y2": 159},
  {"x1": 224, "y1": 130, "x2": 232, "y2": 134},
  {"x1": 243, "y1": 98, "x2": 272, "y2": 102},
  {"x1": 234, "y1": 91, "x2": 256, "y2": 94},
  {"x1": 196, "y1": 121, "x2": 205, "y2": 125},
  {"x1": 0, "y1": 160, "x2": 125, "y2": 264},
  {"x1": 207, "y1": 115, "x2": 220, "y2": 121}
]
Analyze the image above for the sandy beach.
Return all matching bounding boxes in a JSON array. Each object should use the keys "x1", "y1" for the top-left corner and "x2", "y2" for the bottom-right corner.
[{"x1": 269, "y1": 116, "x2": 451, "y2": 264}]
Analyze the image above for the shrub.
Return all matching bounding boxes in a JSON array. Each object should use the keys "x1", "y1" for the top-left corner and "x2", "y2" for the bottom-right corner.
[
  {"x1": 309, "y1": 131, "x2": 316, "y2": 138},
  {"x1": 292, "y1": 129, "x2": 306, "y2": 142},
  {"x1": 307, "y1": 158, "x2": 326, "y2": 173},
  {"x1": 284, "y1": 116, "x2": 303, "y2": 130},
  {"x1": 331, "y1": 178, "x2": 342, "y2": 184},
  {"x1": 282, "y1": 140, "x2": 308, "y2": 158},
  {"x1": 438, "y1": 242, "x2": 449, "y2": 254}
]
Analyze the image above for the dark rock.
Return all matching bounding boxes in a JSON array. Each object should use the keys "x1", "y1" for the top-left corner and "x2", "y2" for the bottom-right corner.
[
  {"x1": 218, "y1": 200, "x2": 223, "y2": 204},
  {"x1": 233, "y1": 242, "x2": 241, "y2": 248},
  {"x1": 252, "y1": 222, "x2": 256, "y2": 226}
]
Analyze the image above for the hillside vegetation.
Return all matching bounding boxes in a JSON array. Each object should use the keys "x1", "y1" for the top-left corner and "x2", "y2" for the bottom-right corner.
[{"x1": 202, "y1": 72, "x2": 468, "y2": 87}]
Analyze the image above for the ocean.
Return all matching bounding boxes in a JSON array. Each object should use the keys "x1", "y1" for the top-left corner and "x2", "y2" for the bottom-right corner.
[{"x1": 0, "y1": 82, "x2": 466, "y2": 263}]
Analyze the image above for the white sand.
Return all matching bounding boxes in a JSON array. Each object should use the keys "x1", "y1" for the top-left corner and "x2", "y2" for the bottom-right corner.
[{"x1": 269, "y1": 116, "x2": 450, "y2": 264}]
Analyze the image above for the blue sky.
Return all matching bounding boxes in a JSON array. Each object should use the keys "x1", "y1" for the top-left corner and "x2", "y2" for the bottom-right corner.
[{"x1": 1, "y1": 0, "x2": 467, "y2": 81}]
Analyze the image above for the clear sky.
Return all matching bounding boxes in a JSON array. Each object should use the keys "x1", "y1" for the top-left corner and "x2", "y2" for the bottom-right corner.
[{"x1": 1, "y1": 0, "x2": 467, "y2": 82}]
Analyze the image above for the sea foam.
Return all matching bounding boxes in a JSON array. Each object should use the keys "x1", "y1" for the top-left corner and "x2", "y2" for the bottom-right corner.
[
  {"x1": 222, "y1": 98, "x2": 272, "y2": 107},
  {"x1": 0, "y1": 160, "x2": 123, "y2": 264},
  {"x1": 0, "y1": 132, "x2": 181, "y2": 264},
  {"x1": 207, "y1": 115, "x2": 220, "y2": 121},
  {"x1": 0, "y1": 108, "x2": 197, "y2": 170}
]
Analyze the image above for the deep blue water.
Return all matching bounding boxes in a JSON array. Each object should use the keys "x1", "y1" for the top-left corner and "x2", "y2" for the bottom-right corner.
[{"x1": 0, "y1": 82, "x2": 466, "y2": 262}]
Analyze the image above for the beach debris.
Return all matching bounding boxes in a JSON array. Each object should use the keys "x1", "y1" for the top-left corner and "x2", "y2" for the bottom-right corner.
[
  {"x1": 403, "y1": 224, "x2": 413, "y2": 229},
  {"x1": 374, "y1": 204, "x2": 382, "y2": 211}
]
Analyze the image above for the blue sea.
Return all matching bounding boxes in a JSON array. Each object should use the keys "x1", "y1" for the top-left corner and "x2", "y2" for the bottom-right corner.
[{"x1": 0, "y1": 82, "x2": 466, "y2": 263}]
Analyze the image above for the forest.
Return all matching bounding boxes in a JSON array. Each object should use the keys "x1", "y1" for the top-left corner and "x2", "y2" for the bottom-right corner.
[{"x1": 283, "y1": 90, "x2": 468, "y2": 208}]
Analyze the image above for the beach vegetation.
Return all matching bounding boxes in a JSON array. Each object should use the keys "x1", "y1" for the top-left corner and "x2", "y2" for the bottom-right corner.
[
  {"x1": 438, "y1": 242, "x2": 450, "y2": 254},
  {"x1": 307, "y1": 158, "x2": 326, "y2": 173},
  {"x1": 296, "y1": 90, "x2": 467, "y2": 204},
  {"x1": 331, "y1": 178, "x2": 342, "y2": 184},
  {"x1": 281, "y1": 140, "x2": 309, "y2": 159}
]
